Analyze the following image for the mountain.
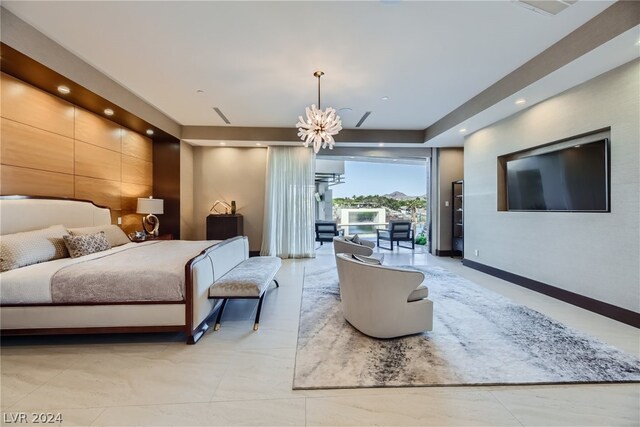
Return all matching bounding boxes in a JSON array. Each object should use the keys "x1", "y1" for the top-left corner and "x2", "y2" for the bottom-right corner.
[
  {"x1": 384, "y1": 191, "x2": 427, "y2": 200},
  {"x1": 384, "y1": 191, "x2": 408, "y2": 200}
]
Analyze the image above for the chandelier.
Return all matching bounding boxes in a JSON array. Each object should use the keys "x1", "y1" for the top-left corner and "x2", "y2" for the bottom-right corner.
[{"x1": 296, "y1": 71, "x2": 342, "y2": 153}]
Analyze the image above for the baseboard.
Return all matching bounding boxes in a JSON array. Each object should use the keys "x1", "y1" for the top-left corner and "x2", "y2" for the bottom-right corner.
[
  {"x1": 462, "y1": 259, "x2": 640, "y2": 328},
  {"x1": 435, "y1": 250, "x2": 458, "y2": 257}
]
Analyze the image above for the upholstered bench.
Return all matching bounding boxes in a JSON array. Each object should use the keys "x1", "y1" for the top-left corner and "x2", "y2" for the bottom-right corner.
[{"x1": 208, "y1": 256, "x2": 281, "y2": 331}]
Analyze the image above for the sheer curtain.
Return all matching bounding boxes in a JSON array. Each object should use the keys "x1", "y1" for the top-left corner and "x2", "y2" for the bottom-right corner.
[{"x1": 260, "y1": 146, "x2": 315, "y2": 258}]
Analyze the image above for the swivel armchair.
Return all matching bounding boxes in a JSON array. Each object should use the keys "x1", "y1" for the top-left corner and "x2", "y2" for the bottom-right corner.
[{"x1": 335, "y1": 253, "x2": 433, "y2": 338}]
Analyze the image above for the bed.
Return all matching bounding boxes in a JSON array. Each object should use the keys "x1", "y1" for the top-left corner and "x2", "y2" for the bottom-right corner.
[{"x1": 0, "y1": 196, "x2": 249, "y2": 344}]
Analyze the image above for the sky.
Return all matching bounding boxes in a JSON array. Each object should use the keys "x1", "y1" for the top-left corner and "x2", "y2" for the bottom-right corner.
[{"x1": 332, "y1": 161, "x2": 428, "y2": 198}]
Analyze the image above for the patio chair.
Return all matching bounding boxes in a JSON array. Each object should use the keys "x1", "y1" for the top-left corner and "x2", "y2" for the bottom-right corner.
[
  {"x1": 315, "y1": 221, "x2": 343, "y2": 246},
  {"x1": 377, "y1": 220, "x2": 414, "y2": 250}
]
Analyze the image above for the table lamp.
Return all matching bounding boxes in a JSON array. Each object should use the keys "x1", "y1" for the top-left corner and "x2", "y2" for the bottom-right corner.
[{"x1": 137, "y1": 197, "x2": 164, "y2": 237}]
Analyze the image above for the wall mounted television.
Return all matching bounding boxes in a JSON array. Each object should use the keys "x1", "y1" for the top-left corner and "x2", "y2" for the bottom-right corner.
[{"x1": 506, "y1": 138, "x2": 609, "y2": 212}]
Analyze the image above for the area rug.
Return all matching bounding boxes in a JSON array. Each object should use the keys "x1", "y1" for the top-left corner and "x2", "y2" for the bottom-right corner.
[{"x1": 293, "y1": 264, "x2": 640, "y2": 389}]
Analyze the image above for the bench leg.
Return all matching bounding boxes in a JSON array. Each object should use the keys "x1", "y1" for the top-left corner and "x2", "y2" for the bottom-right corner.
[
  {"x1": 214, "y1": 299, "x2": 228, "y2": 331},
  {"x1": 253, "y1": 294, "x2": 266, "y2": 331}
]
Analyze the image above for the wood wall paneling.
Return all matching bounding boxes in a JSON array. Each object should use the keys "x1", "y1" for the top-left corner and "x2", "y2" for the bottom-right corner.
[
  {"x1": 1, "y1": 73, "x2": 74, "y2": 138},
  {"x1": 74, "y1": 140, "x2": 122, "y2": 181},
  {"x1": 121, "y1": 182, "x2": 153, "y2": 211},
  {"x1": 153, "y1": 138, "x2": 181, "y2": 239},
  {"x1": 1, "y1": 73, "x2": 154, "y2": 230},
  {"x1": 110, "y1": 210, "x2": 122, "y2": 227},
  {"x1": 1, "y1": 118, "x2": 74, "y2": 174},
  {"x1": 122, "y1": 155, "x2": 152, "y2": 186},
  {"x1": 121, "y1": 182, "x2": 153, "y2": 234},
  {"x1": 121, "y1": 214, "x2": 142, "y2": 235},
  {"x1": 122, "y1": 130, "x2": 152, "y2": 161},
  {"x1": 74, "y1": 108, "x2": 122, "y2": 152},
  {"x1": 75, "y1": 176, "x2": 121, "y2": 210},
  {"x1": 0, "y1": 165, "x2": 74, "y2": 198}
]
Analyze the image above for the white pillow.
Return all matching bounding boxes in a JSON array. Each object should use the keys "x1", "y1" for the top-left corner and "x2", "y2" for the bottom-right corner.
[
  {"x1": 0, "y1": 225, "x2": 70, "y2": 272},
  {"x1": 69, "y1": 225, "x2": 131, "y2": 247}
]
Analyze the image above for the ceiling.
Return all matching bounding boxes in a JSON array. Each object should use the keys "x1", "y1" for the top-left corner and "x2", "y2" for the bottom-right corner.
[{"x1": 2, "y1": 0, "x2": 621, "y2": 136}]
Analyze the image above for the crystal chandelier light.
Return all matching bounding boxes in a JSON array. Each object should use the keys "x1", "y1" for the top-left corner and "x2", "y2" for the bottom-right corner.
[{"x1": 296, "y1": 71, "x2": 342, "y2": 153}]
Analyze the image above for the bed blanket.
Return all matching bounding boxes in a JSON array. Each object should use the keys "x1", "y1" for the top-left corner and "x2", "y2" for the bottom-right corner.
[{"x1": 50, "y1": 241, "x2": 215, "y2": 303}]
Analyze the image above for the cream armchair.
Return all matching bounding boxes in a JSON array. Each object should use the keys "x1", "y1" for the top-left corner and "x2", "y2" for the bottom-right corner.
[
  {"x1": 333, "y1": 236, "x2": 375, "y2": 256},
  {"x1": 335, "y1": 253, "x2": 433, "y2": 338}
]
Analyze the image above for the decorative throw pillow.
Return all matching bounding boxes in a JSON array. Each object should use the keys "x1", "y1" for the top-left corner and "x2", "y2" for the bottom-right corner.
[
  {"x1": 63, "y1": 231, "x2": 111, "y2": 258},
  {"x1": 350, "y1": 234, "x2": 363, "y2": 245},
  {"x1": 351, "y1": 254, "x2": 382, "y2": 265},
  {"x1": 69, "y1": 225, "x2": 130, "y2": 247},
  {"x1": 0, "y1": 225, "x2": 70, "y2": 272}
]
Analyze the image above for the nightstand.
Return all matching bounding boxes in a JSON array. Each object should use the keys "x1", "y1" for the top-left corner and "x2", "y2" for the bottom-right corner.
[{"x1": 131, "y1": 234, "x2": 173, "y2": 242}]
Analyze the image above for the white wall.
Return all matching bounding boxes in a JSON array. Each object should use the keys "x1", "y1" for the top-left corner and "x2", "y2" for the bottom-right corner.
[
  {"x1": 464, "y1": 59, "x2": 639, "y2": 312},
  {"x1": 192, "y1": 147, "x2": 267, "y2": 252}
]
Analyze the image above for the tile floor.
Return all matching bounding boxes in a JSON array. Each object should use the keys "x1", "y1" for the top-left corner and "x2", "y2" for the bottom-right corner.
[{"x1": 1, "y1": 245, "x2": 638, "y2": 426}]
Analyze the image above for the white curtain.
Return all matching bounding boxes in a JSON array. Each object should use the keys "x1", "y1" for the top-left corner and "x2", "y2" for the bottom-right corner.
[{"x1": 260, "y1": 146, "x2": 315, "y2": 258}]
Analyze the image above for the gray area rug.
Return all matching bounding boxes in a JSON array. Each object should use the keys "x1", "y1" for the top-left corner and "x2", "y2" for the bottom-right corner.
[{"x1": 293, "y1": 264, "x2": 640, "y2": 389}]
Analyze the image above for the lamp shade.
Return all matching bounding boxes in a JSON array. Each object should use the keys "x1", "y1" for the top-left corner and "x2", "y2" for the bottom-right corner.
[{"x1": 136, "y1": 197, "x2": 164, "y2": 214}]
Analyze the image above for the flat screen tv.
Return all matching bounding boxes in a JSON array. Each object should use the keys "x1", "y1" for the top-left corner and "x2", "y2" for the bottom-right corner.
[{"x1": 506, "y1": 139, "x2": 609, "y2": 212}]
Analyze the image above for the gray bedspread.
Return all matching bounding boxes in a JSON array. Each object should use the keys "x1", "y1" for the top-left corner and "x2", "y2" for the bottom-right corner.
[{"x1": 51, "y1": 241, "x2": 216, "y2": 303}]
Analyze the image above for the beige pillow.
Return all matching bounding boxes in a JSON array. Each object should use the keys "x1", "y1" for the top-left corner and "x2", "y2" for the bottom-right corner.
[
  {"x1": 69, "y1": 225, "x2": 130, "y2": 247},
  {"x1": 63, "y1": 232, "x2": 111, "y2": 258},
  {"x1": 349, "y1": 234, "x2": 364, "y2": 245},
  {"x1": 0, "y1": 225, "x2": 70, "y2": 272},
  {"x1": 352, "y1": 254, "x2": 382, "y2": 265}
]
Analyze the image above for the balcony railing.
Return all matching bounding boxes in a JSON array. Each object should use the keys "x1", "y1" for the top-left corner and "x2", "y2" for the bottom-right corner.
[
  {"x1": 338, "y1": 222, "x2": 425, "y2": 238},
  {"x1": 339, "y1": 222, "x2": 388, "y2": 237}
]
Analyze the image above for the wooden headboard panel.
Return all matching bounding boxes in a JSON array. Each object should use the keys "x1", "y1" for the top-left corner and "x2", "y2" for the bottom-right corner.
[{"x1": 0, "y1": 196, "x2": 111, "y2": 235}]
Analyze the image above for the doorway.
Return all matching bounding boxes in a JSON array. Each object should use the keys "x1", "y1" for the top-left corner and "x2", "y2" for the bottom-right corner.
[{"x1": 315, "y1": 157, "x2": 430, "y2": 251}]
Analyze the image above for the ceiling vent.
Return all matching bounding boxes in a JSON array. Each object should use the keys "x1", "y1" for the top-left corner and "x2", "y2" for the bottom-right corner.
[
  {"x1": 212, "y1": 107, "x2": 231, "y2": 124},
  {"x1": 514, "y1": 0, "x2": 577, "y2": 16},
  {"x1": 355, "y1": 112, "x2": 372, "y2": 128}
]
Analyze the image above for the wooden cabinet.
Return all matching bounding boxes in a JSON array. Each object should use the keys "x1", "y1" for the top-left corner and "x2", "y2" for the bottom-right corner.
[
  {"x1": 451, "y1": 180, "x2": 464, "y2": 257},
  {"x1": 206, "y1": 214, "x2": 243, "y2": 241}
]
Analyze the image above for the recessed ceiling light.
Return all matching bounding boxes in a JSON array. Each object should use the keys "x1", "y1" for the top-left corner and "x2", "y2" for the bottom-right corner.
[
  {"x1": 146, "y1": 129, "x2": 154, "y2": 136},
  {"x1": 104, "y1": 108, "x2": 114, "y2": 116},
  {"x1": 350, "y1": 156, "x2": 355, "y2": 159},
  {"x1": 574, "y1": 145, "x2": 581, "y2": 148},
  {"x1": 57, "y1": 85, "x2": 70, "y2": 94},
  {"x1": 220, "y1": 142, "x2": 226, "y2": 146},
  {"x1": 378, "y1": 143, "x2": 385, "y2": 147},
  {"x1": 459, "y1": 128, "x2": 467, "y2": 133},
  {"x1": 392, "y1": 159, "x2": 398, "y2": 162},
  {"x1": 382, "y1": 96, "x2": 389, "y2": 101},
  {"x1": 515, "y1": 98, "x2": 527, "y2": 105},
  {"x1": 256, "y1": 143, "x2": 262, "y2": 146}
]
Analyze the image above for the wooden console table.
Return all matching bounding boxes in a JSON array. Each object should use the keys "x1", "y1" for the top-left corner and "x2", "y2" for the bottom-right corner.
[{"x1": 207, "y1": 214, "x2": 244, "y2": 240}]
